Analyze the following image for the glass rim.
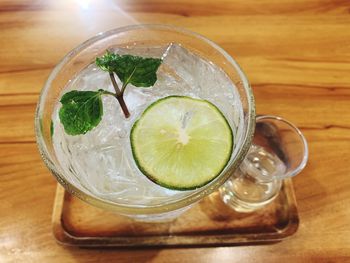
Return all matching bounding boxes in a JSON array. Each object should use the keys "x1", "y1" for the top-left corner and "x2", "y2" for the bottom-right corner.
[{"x1": 35, "y1": 24, "x2": 256, "y2": 214}]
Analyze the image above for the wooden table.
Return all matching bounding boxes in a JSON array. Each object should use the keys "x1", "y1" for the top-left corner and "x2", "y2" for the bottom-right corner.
[{"x1": 1, "y1": 0, "x2": 350, "y2": 262}]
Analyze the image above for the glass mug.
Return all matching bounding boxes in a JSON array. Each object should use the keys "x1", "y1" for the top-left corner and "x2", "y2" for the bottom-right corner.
[{"x1": 35, "y1": 24, "x2": 256, "y2": 222}]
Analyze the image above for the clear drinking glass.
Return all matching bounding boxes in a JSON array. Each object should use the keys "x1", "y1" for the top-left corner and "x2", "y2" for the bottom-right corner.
[
  {"x1": 35, "y1": 24, "x2": 256, "y2": 221},
  {"x1": 220, "y1": 115, "x2": 308, "y2": 212}
]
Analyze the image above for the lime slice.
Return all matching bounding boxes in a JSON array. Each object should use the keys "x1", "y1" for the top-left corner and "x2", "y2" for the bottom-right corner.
[{"x1": 130, "y1": 96, "x2": 233, "y2": 190}]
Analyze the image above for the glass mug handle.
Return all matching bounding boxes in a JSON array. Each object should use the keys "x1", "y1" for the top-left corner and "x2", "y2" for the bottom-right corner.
[{"x1": 220, "y1": 115, "x2": 309, "y2": 212}]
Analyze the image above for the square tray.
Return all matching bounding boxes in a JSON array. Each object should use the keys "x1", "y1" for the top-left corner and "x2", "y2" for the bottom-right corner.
[{"x1": 52, "y1": 179, "x2": 299, "y2": 247}]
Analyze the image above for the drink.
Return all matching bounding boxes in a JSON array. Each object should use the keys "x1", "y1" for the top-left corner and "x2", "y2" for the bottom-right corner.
[
  {"x1": 220, "y1": 145, "x2": 285, "y2": 212},
  {"x1": 52, "y1": 44, "x2": 244, "y2": 207},
  {"x1": 36, "y1": 25, "x2": 256, "y2": 219}
]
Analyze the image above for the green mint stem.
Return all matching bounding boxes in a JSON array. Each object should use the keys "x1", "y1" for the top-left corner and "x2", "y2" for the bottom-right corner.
[
  {"x1": 109, "y1": 72, "x2": 121, "y2": 96},
  {"x1": 108, "y1": 72, "x2": 130, "y2": 118},
  {"x1": 116, "y1": 95, "x2": 130, "y2": 118}
]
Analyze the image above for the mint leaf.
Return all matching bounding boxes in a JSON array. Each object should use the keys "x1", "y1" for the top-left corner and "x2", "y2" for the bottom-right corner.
[
  {"x1": 95, "y1": 51, "x2": 118, "y2": 72},
  {"x1": 59, "y1": 90, "x2": 104, "y2": 135},
  {"x1": 96, "y1": 51, "x2": 162, "y2": 87}
]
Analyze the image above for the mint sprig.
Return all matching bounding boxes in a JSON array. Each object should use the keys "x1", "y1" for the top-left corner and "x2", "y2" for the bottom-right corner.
[{"x1": 59, "y1": 51, "x2": 162, "y2": 136}]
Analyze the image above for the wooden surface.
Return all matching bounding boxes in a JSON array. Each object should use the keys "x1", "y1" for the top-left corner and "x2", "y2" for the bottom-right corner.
[
  {"x1": 52, "y1": 181, "x2": 298, "y2": 246},
  {"x1": 1, "y1": 0, "x2": 350, "y2": 262}
]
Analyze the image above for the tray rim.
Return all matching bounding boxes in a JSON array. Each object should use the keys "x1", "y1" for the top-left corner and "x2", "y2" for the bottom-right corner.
[{"x1": 52, "y1": 179, "x2": 299, "y2": 247}]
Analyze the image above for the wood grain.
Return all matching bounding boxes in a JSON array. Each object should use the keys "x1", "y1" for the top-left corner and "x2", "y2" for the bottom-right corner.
[
  {"x1": 1, "y1": 0, "x2": 350, "y2": 262},
  {"x1": 54, "y1": 181, "x2": 297, "y2": 242}
]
